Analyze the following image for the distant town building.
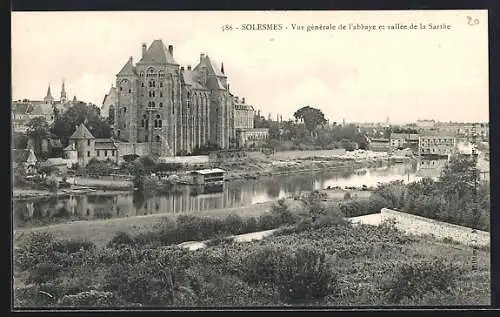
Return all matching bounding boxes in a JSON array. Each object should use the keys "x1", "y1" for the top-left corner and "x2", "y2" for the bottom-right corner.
[
  {"x1": 12, "y1": 145, "x2": 38, "y2": 174},
  {"x1": 236, "y1": 128, "x2": 269, "y2": 149},
  {"x1": 418, "y1": 135, "x2": 456, "y2": 158},
  {"x1": 390, "y1": 133, "x2": 419, "y2": 152},
  {"x1": 12, "y1": 80, "x2": 79, "y2": 132},
  {"x1": 368, "y1": 138, "x2": 390, "y2": 152},
  {"x1": 233, "y1": 97, "x2": 254, "y2": 129},
  {"x1": 415, "y1": 119, "x2": 436, "y2": 129}
]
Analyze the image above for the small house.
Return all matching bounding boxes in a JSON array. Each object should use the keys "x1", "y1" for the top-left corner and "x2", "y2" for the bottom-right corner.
[
  {"x1": 12, "y1": 148, "x2": 38, "y2": 174},
  {"x1": 191, "y1": 168, "x2": 225, "y2": 185}
]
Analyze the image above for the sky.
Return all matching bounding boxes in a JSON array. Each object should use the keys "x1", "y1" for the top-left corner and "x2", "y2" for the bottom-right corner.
[{"x1": 12, "y1": 10, "x2": 489, "y2": 124}]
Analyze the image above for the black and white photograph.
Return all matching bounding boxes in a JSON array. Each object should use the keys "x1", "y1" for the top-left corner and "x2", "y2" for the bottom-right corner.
[{"x1": 11, "y1": 10, "x2": 490, "y2": 308}]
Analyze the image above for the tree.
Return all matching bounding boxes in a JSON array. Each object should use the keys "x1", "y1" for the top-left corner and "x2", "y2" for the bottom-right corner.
[
  {"x1": 26, "y1": 117, "x2": 50, "y2": 157},
  {"x1": 50, "y1": 102, "x2": 112, "y2": 145},
  {"x1": 293, "y1": 106, "x2": 327, "y2": 138}
]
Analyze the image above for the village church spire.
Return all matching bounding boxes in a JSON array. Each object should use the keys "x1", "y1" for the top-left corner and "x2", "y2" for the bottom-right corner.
[
  {"x1": 44, "y1": 83, "x2": 54, "y2": 104},
  {"x1": 60, "y1": 78, "x2": 67, "y2": 103}
]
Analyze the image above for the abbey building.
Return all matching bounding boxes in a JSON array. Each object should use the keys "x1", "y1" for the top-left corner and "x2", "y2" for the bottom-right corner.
[{"x1": 113, "y1": 39, "x2": 239, "y2": 157}]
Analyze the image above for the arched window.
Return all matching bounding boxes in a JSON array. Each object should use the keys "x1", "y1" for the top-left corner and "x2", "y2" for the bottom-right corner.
[
  {"x1": 141, "y1": 119, "x2": 145, "y2": 127},
  {"x1": 142, "y1": 82, "x2": 145, "y2": 87},
  {"x1": 152, "y1": 102, "x2": 155, "y2": 107},
  {"x1": 159, "y1": 102, "x2": 163, "y2": 108},
  {"x1": 160, "y1": 92, "x2": 163, "y2": 97},
  {"x1": 140, "y1": 72, "x2": 144, "y2": 77},
  {"x1": 160, "y1": 81, "x2": 163, "y2": 87},
  {"x1": 156, "y1": 135, "x2": 161, "y2": 142},
  {"x1": 123, "y1": 107, "x2": 127, "y2": 113}
]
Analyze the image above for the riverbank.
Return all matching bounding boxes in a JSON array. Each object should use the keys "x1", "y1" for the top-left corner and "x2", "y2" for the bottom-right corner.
[
  {"x1": 222, "y1": 156, "x2": 392, "y2": 181},
  {"x1": 12, "y1": 187, "x2": 131, "y2": 201},
  {"x1": 13, "y1": 198, "x2": 308, "y2": 248}
]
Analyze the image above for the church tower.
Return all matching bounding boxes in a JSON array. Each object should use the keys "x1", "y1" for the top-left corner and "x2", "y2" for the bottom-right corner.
[
  {"x1": 60, "y1": 79, "x2": 67, "y2": 103},
  {"x1": 44, "y1": 84, "x2": 54, "y2": 104}
]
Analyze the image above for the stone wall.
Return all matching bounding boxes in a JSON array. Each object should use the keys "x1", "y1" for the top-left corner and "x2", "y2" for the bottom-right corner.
[
  {"x1": 158, "y1": 155, "x2": 210, "y2": 165},
  {"x1": 381, "y1": 208, "x2": 490, "y2": 247},
  {"x1": 116, "y1": 142, "x2": 149, "y2": 161}
]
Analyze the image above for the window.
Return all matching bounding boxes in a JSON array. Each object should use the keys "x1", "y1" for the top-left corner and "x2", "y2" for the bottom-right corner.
[
  {"x1": 160, "y1": 92, "x2": 163, "y2": 97},
  {"x1": 128, "y1": 89, "x2": 131, "y2": 93},
  {"x1": 87, "y1": 140, "x2": 91, "y2": 146},
  {"x1": 123, "y1": 107, "x2": 127, "y2": 113},
  {"x1": 159, "y1": 102, "x2": 163, "y2": 108},
  {"x1": 154, "y1": 120, "x2": 158, "y2": 128},
  {"x1": 152, "y1": 102, "x2": 155, "y2": 108},
  {"x1": 142, "y1": 82, "x2": 145, "y2": 87},
  {"x1": 87, "y1": 151, "x2": 90, "y2": 157},
  {"x1": 145, "y1": 120, "x2": 149, "y2": 128},
  {"x1": 159, "y1": 120, "x2": 162, "y2": 128},
  {"x1": 156, "y1": 135, "x2": 161, "y2": 142},
  {"x1": 117, "y1": 130, "x2": 120, "y2": 137},
  {"x1": 105, "y1": 150, "x2": 108, "y2": 157},
  {"x1": 120, "y1": 87, "x2": 122, "y2": 91},
  {"x1": 145, "y1": 135, "x2": 148, "y2": 142},
  {"x1": 141, "y1": 120, "x2": 145, "y2": 127},
  {"x1": 123, "y1": 123, "x2": 126, "y2": 128},
  {"x1": 97, "y1": 150, "x2": 100, "y2": 157},
  {"x1": 160, "y1": 82, "x2": 163, "y2": 87}
]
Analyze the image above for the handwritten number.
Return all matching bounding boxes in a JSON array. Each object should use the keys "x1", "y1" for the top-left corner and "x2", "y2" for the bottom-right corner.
[{"x1": 467, "y1": 16, "x2": 479, "y2": 26}]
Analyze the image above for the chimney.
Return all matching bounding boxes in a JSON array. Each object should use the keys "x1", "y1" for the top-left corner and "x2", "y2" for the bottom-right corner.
[
  {"x1": 168, "y1": 45, "x2": 173, "y2": 56},
  {"x1": 180, "y1": 66, "x2": 184, "y2": 72},
  {"x1": 129, "y1": 56, "x2": 133, "y2": 63},
  {"x1": 142, "y1": 43, "x2": 147, "y2": 58},
  {"x1": 200, "y1": 53, "x2": 205, "y2": 62},
  {"x1": 187, "y1": 65, "x2": 191, "y2": 71},
  {"x1": 242, "y1": 97, "x2": 245, "y2": 104}
]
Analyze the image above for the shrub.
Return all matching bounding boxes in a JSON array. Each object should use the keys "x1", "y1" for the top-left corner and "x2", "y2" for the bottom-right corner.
[
  {"x1": 382, "y1": 259, "x2": 460, "y2": 303},
  {"x1": 242, "y1": 245, "x2": 339, "y2": 303},
  {"x1": 108, "y1": 231, "x2": 136, "y2": 246}
]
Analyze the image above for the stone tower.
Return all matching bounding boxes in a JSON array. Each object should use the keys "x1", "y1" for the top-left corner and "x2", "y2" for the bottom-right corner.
[{"x1": 69, "y1": 123, "x2": 95, "y2": 167}]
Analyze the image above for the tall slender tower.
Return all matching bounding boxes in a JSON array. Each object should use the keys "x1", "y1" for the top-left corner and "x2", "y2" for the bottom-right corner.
[
  {"x1": 44, "y1": 83, "x2": 54, "y2": 104},
  {"x1": 60, "y1": 79, "x2": 67, "y2": 103}
]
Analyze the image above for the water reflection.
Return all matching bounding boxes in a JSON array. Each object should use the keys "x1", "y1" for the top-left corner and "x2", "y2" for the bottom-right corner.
[{"x1": 13, "y1": 160, "x2": 445, "y2": 228}]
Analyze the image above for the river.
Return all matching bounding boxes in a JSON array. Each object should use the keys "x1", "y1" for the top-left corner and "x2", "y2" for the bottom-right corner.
[{"x1": 13, "y1": 159, "x2": 448, "y2": 229}]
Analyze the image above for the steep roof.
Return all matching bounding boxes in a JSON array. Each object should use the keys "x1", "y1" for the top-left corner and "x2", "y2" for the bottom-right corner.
[
  {"x1": 30, "y1": 103, "x2": 53, "y2": 116},
  {"x1": 95, "y1": 138, "x2": 117, "y2": 149},
  {"x1": 182, "y1": 70, "x2": 205, "y2": 89},
  {"x1": 139, "y1": 40, "x2": 178, "y2": 65},
  {"x1": 195, "y1": 55, "x2": 225, "y2": 77},
  {"x1": 69, "y1": 124, "x2": 95, "y2": 139},
  {"x1": 117, "y1": 58, "x2": 137, "y2": 76}
]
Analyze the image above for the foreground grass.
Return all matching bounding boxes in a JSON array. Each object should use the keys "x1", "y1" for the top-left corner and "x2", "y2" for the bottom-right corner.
[{"x1": 14, "y1": 217, "x2": 490, "y2": 307}]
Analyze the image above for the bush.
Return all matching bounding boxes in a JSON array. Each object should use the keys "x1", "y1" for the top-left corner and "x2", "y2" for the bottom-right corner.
[
  {"x1": 122, "y1": 154, "x2": 139, "y2": 162},
  {"x1": 243, "y1": 245, "x2": 339, "y2": 303},
  {"x1": 382, "y1": 259, "x2": 460, "y2": 303}
]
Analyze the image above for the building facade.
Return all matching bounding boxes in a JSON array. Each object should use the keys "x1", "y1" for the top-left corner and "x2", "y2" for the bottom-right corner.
[
  {"x1": 418, "y1": 135, "x2": 456, "y2": 157},
  {"x1": 113, "y1": 40, "x2": 237, "y2": 157},
  {"x1": 390, "y1": 133, "x2": 419, "y2": 152},
  {"x1": 68, "y1": 124, "x2": 119, "y2": 167},
  {"x1": 369, "y1": 138, "x2": 390, "y2": 152}
]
